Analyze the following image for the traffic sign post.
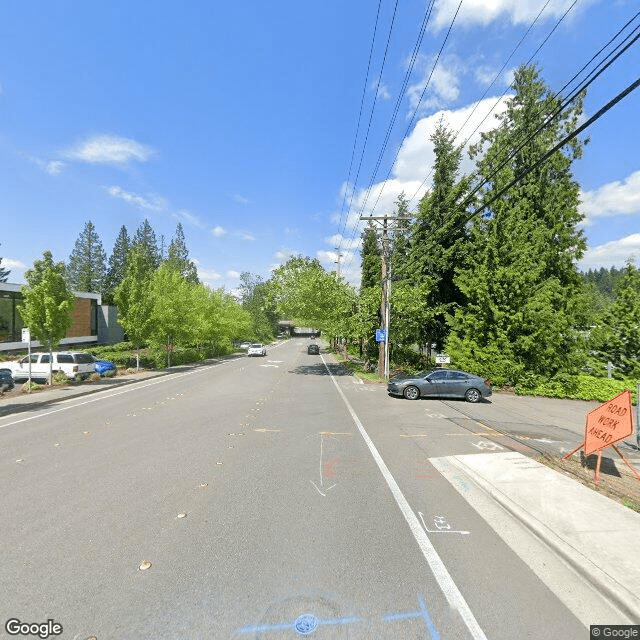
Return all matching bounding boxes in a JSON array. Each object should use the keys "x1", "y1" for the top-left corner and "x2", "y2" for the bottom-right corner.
[
  {"x1": 22, "y1": 328, "x2": 32, "y2": 392},
  {"x1": 563, "y1": 390, "x2": 640, "y2": 484},
  {"x1": 375, "y1": 329, "x2": 387, "y2": 343}
]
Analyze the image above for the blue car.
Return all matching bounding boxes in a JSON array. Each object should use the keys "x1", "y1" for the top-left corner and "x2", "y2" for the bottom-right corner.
[{"x1": 92, "y1": 357, "x2": 117, "y2": 376}]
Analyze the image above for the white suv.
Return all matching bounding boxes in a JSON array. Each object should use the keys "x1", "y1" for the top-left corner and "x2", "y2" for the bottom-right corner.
[{"x1": 5, "y1": 352, "x2": 96, "y2": 381}]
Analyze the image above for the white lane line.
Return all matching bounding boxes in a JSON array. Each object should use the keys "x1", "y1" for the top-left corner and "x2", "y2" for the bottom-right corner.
[
  {"x1": 320, "y1": 354, "x2": 488, "y2": 640},
  {"x1": 0, "y1": 357, "x2": 240, "y2": 430}
]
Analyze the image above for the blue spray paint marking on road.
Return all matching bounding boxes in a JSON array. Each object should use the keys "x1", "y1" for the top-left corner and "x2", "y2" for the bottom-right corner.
[
  {"x1": 383, "y1": 595, "x2": 441, "y2": 640},
  {"x1": 236, "y1": 614, "x2": 360, "y2": 635}
]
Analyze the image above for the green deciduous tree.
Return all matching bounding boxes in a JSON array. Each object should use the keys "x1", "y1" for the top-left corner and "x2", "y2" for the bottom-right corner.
[
  {"x1": 66, "y1": 221, "x2": 107, "y2": 292},
  {"x1": 267, "y1": 255, "x2": 354, "y2": 339},
  {"x1": 238, "y1": 272, "x2": 278, "y2": 341},
  {"x1": 19, "y1": 251, "x2": 75, "y2": 383},
  {"x1": 114, "y1": 246, "x2": 154, "y2": 369},
  {"x1": 447, "y1": 64, "x2": 587, "y2": 384}
]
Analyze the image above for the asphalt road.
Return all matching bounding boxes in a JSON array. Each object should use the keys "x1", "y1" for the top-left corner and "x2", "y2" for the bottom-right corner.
[{"x1": 0, "y1": 339, "x2": 625, "y2": 639}]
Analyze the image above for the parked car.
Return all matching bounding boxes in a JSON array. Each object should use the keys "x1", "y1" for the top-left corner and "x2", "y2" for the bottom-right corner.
[
  {"x1": 247, "y1": 343, "x2": 267, "y2": 357},
  {"x1": 3, "y1": 352, "x2": 96, "y2": 382},
  {"x1": 307, "y1": 344, "x2": 320, "y2": 355},
  {"x1": 240, "y1": 342, "x2": 251, "y2": 349},
  {"x1": 92, "y1": 356, "x2": 117, "y2": 376},
  {"x1": 387, "y1": 368, "x2": 492, "y2": 403},
  {"x1": 0, "y1": 367, "x2": 15, "y2": 391}
]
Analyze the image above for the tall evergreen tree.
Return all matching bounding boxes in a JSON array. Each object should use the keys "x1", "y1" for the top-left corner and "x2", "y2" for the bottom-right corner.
[
  {"x1": 447, "y1": 64, "x2": 588, "y2": 383},
  {"x1": 357, "y1": 222, "x2": 383, "y2": 363},
  {"x1": 66, "y1": 221, "x2": 107, "y2": 292},
  {"x1": 588, "y1": 262, "x2": 640, "y2": 377},
  {"x1": 360, "y1": 221, "x2": 381, "y2": 290},
  {"x1": 167, "y1": 223, "x2": 199, "y2": 284},
  {"x1": 104, "y1": 225, "x2": 130, "y2": 305},
  {"x1": 404, "y1": 120, "x2": 470, "y2": 350},
  {"x1": 0, "y1": 246, "x2": 10, "y2": 282},
  {"x1": 132, "y1": 218, "x2": 160, "y2": 271}
]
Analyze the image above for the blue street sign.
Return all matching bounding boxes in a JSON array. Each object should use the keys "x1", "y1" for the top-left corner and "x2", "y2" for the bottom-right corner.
[{"x1": 376, "y1": 329, "x2": 387, "y2": 343}]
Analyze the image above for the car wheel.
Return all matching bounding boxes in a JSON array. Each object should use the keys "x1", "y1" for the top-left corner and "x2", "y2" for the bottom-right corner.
[
  {"x1": 403, "y1": 385, "x2": 420, "y2": 400},
  {"x1": 465, "y1": 388, "x2": 481, "y2": 403}
]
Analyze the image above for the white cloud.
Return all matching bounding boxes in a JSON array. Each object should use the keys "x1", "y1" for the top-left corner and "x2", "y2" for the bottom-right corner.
[
  {"x1": 1, "y1": 258, "x2": 26, "y2": 270},
  {"x1": 107, "y1": 186, "x2": 164, "y2": 211},
  {"x1": 580, "y1": 234, "x2": 640, "y2": 271},
  {"x1": 408, "y1": 54, "x2": 462, "y2": 112},
  {"x1": 45, "y1": 160, "x2": 64, "y2": 175},
  {"x1": 212, "y1": 226, "x2": 227, "y2": 237},
  {"x1": 332, "y1": 96, "x2": 511, "y2": 267},
  {"x1": 430, "y1": 0, "x2": 589, "y2": 31},
  {"x1": 226, "y1": 270, "x2": 241, "y2": 279},
  {"x1": 65, "y1": 135, "x2": 154, "y2": 165},
  {"x1": 239, "y1": 232, "x2": 255, "y2": 241},
  {"x1": 233, "y1": 194, "x2": 251, "y2": 205},
  {"x1": 580, "y1": 171, "x2": 640, "y2": 224},
  {"x1": 197, "y1": 267, "x2": 223, "y2": 285},
  {"x1": 324, "y1": 233, "x2": 362, "y2": 251},
  {"x1": 173, "y1": 209, "x2": 206, "y2": 229}
]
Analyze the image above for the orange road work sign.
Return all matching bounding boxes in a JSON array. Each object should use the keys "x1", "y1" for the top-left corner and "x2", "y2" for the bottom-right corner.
[{"x1": 584, "y1": 390, "x2": 634, "y2": 456}]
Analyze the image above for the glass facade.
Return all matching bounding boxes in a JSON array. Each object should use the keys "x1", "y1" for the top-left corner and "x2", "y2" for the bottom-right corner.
[{"x1": 0, "y1": 291, "x2": 24, "y2": 343}]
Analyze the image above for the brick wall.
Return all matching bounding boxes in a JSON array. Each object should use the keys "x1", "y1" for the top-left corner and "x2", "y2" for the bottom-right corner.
[{"x1": 67, "y1": 299, "x2": 92, "y2": 338}]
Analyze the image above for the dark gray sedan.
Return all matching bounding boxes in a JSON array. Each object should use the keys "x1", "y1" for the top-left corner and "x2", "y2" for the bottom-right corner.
[{"x1": 387, "y1": 368, "x2": 492, "y2": 403}]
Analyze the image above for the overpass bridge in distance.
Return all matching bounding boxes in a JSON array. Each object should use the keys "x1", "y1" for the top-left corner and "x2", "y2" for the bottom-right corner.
[{"x1": 278, "y1": 321, "x2": 320, "y2": 338}]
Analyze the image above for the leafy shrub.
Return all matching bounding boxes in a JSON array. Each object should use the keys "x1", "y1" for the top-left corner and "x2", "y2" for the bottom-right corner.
[
  {"x1": 21, "y1": 381, "x2": 42, "y2": 393},
  {"x1": 52, "y1": 371, "x2": 68, "y2": 385},
  {"x1": 88, "y1": 372, "x2": 101, "y2": 382},
  {"x1": 515, "y1": 373, "x2": 637, "y2": 403}
]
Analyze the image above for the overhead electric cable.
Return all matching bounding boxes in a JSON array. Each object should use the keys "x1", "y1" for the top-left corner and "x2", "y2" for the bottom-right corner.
[
  {"x1": 339, "y1": 0, "x2": 400, "y2": 244},
  {"x1": 335, "y1": 0, "x2": 384, "y2": 242},
  {"x1": 436, "y1": 74, "x2": 640, "y2": 246},
  {"x1": 336, "y1": 0, "x2": 436, "y2": 253},
  {"x1": 405, "y1": 0, "x2": 554, "y2": 205}
]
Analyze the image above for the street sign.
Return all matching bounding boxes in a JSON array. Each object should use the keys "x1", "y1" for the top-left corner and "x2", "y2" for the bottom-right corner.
[
  {"x1": 584, "y1": 390, "x2": 634, "y2": 456},
  {"x1": 435, "y1": 354, "x2": 450, "y2": 364},
  {"x1": 21, "y1": 328, "x2": 30, "y2": 343},
  {"x1": 376, "y1": 329, "x2": 387, "y2": 343}
]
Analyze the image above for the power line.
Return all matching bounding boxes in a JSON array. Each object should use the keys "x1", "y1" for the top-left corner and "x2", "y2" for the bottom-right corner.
[
  {"x1": 336, "y1": 0, "x2": 436, "y2": 253},
  {"x1": 437, "y1": 74, "x2": 640, "y2": 245},
  {"x1": 339, "y1": 0, "x2": 400, "y2": 244},
  {"x1": 334, "y1": 0, "x2": 384, "y2": 242}
]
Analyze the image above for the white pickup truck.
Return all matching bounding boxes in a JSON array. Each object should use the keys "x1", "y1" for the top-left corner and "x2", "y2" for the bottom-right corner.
[{"x1": 4, "y1": 352, "x2": 96, "y2": 381}]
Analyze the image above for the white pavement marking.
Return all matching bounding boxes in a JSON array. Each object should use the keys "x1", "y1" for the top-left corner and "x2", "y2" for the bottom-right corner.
[
  {"x1": 0, "y1": 358, "x2": 239, "y2": 430},
  {"x1": 320, "y1": 354, "x2": 488, "y2": 640}
]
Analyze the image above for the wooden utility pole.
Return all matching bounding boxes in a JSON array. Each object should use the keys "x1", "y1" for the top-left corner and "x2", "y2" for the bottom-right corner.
[{"x1": 360, "y1": 213, "x2": 401, "y2": 380}]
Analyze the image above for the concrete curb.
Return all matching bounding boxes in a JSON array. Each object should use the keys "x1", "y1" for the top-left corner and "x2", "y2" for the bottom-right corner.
[
  {"x1": 0, "y1": 353, "x2": 246, "y2": 416},
  {"x1": 443, "y1": 454, "x2": 640, "y2": 623}
]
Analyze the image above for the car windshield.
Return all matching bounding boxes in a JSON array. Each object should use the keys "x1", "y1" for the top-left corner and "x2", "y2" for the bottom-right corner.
[{"x1": 250, "y1": 344, "x2": 262, "y2": 348}]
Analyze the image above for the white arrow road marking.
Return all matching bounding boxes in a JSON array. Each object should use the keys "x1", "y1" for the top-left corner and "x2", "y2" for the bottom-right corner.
[{"x1": 310, "y1": 480, "x2": 337, "y2": 497}]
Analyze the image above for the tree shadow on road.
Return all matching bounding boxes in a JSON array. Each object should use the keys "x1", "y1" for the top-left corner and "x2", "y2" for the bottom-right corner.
[{"x1": 288, "y1": 363, "x2": 351, "y2": 376}]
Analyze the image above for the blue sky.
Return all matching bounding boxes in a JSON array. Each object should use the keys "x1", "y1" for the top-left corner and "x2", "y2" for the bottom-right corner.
[{"x1": 1, "y1": 0, "x2": 638, "y2": 292}]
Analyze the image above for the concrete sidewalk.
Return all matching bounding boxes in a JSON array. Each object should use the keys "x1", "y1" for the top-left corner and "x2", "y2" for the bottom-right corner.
[
  {"x1": 432, "y1": 451, "x2": 640, "y2": 623},
  {"x1": 0, "y1": 353, "x2": 246, "y2": 417}
]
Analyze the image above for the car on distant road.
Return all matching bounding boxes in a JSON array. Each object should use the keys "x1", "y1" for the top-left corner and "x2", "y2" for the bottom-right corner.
[
  {"x1": 307, "y1": 344, "x2": 320, "y2": 355},
  {"x1": 0, "y1": 367, "x2": 15, "y2": 392},
  {"x1": 387, "y1": 368, "x2": 492, "y2": 403},
  {"x1": 247, "y1": 343, "x2": 267, "y2": 357}
]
